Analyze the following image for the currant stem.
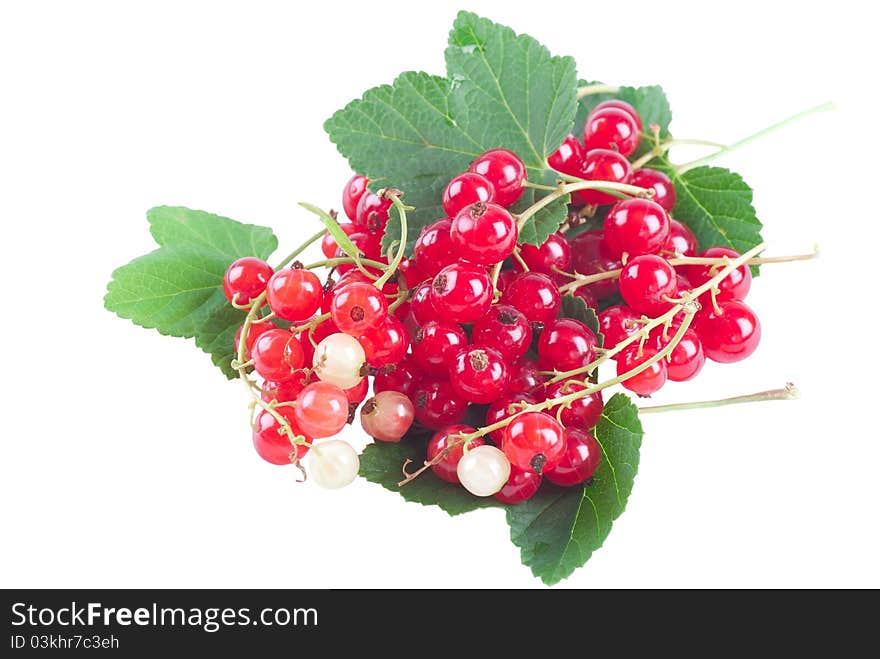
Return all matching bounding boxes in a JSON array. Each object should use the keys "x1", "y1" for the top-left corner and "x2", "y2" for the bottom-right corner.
[
  {"x1": 551, "y1": 243, "x2": 765, "y2": 383},
  {"x1": 302, "y1": 256, "x2": 388, "y2": 273},
  {"x1": 234, "y1": 290, "x2": 309, "y2": 461},
  {"x1": 521, "y1": 180, "x2": 558, "y2": 192},
  {"x1": 630, "y1": 138, "x2": 733, "y2": 170},
  {"x1": 576, "y1": 83, "x2": 620, "y2": 98},
  {"x1": 511, "y1": 248, "x2": 530, "y2": 272},
  {"x1": 448, "y1": 315, "x2": 696, "y2": 451},
  {"x1": 638, "y1": 383, "x2": 800, "y2": 414},
  {"x1": 515, "y1": 180, "x2": 651, "y2": 228},
  {"x1": 490, "y1": 262, "x2": 503, "y2": 294},
  {"x1": 557, "y1": 248, "x2": 815, "y2": 293},
  {"x1": 387, "y1": 288, "x2": 409, "y2": 314},
  {"x1": 374, "y1": 193, "x2": 407, "y2": 290},
  {"x1": 676, "y1": 102, "x2": 834, "y2": 173},
  {"x1": 275, "y1": 229, "x2": 327, "y2": 270},
  {"x1": 398, "y1": 244, "x2": 766, "y2": 488}
]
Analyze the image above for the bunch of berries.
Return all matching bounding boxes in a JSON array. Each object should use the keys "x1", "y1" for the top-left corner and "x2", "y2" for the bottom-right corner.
[{"x1": 220, "y1": 99, "x2": 761, "y2": 502}]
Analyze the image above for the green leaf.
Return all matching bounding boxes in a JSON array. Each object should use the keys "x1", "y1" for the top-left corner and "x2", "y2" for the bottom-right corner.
[
  {"x1": 104, "y1": 245, "x2": 232, "y2": 339},
  {"x1": 359, "y1": 437, "x2": 500, "y2": 516},
  {"x1": 106, "y1": 207, "x2": 278, "y2": 379},
  {"x1": 446, "y1": 12, "x2": 577, "y2": 172},
  {"x1": 147, "y1": 205, "x2": 277, "y2": 261},
  {"x1": 575, "y1": 83, "x2": 673, "y2": 148},
  {"x1": 324, "y1": 12, "x2": 577, "y2": 253},
  {"x1": 560, "y1": 294, "x2": 603, "y2": 347},
  {"x1": 513, "y1": 192, "x2": 571, "y2": 247},
  {"x1": 653, "y1": 162, "x2": 763, "y2": 274},
  {"x1": 193, "y1": 304, "x2": 245, "y2": 379},
  {"x1": 506, "y1": 393, "x2": 643, "y2": 585}
]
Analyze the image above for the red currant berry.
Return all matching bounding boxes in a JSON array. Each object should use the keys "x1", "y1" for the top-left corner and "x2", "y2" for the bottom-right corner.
[
  {"x1": 344, "y1": 377, "x2": 370, "y2": 405},
  {"x1": 266, "y1": 268, "x2": 323, "y2": 321},
  {"x1": 355, "y1": 191, "x2": 392, "y2": 234},
  {"x1": 686, "y1": 247, "x2": 752, "y2": 302},
  {"x1": 650, "y1": 325, "x2": 705, "y2": 382},
  {"x1": 630, "y1": 168, "x2": 676, "y2": 212},
  {"x1": 373, "y1": 358, "x2": 418, "y2": 398},
  {"x1": 449, "y1": 345, "x2": 509, "y2": 404},
  {"x1": 485, "y1": 393, "x2": 538, "y2": 445},
  {"x1": 592, "y1": 99, "x2": 643, "y2": 131},
  {"x1": 516, "y1": 232, "x2": 572, "y2": 277},
  {"x1": 547, "y1": 134, "x2": 585, "y2": 177},
  {"x1": 397, "y1": 258, "x2": 425, "y2": 288},
  {"x1": 409, "y1": 280, "x2": 439, "y2": 325},
  {"x1": 584, "y1": 106, "x2": 641, "y2": 156},
  {"x1": 321, "y1": 222, "x2": 358, "y2": 259},
  {"x1": 223, "y1": 257, "x2": 273, "y2": 308},
  {"x1": 413, "y1": 219, "x2": 456, "y2": 277},
  {"x1": 252, "y1": 407, "x2": 310, "y2": 465},
  {"x1": 469, "y1": 148, "x2": 526, "y2": 207},
  {"x1": 472, "y1": 304, "x2": 533, "y2": 362},
  {"x1": 411, "y1": 376, "x2": 469, "y2": 430},
  {"x1": 537, "y1": 318, "x2": 598, "y2": 372},
  {"x1": 294, "y1": 381, "x2": 349, "y2": 438},
  {"x1": 603, "y1": 198, "x2": 670, "y2": 259},
  {"x1": 495, "y1": 466, "x2": 541, "y2": 504},
  {"x1": 503, "y1": 411, "x2": 566, "y2": 474},
  {"x1": 573, "y1": 286, "x2": 598, "y2": 310},
  {"x1": 427, "y1": 425, "x2": 484, "y2": 484},
  {"x1": 507, "y1": 357, "x2": 547, "y2": 395},
  {"x1": 495, "y1": 269, "x2": 518, "y2": 294},
  {"x1": 330, "y1": 282, "x2": 388, "y2": 336},
  {"x1": 570, "y1": 230, "x2": 622, "y2": 300},
  {"x1": 450, "y1": 202, "x2": 518, "y2": 265},
  {"x1": 429, "y1": 262, "x2": 493, "y2": 324},
  {"x1": 234, "y1": 321, "x2": 275, "y2": 360},
  {"x1": 617, "y1": 345, "x2": 667, "y2": 396},
  {"x1": 360, "y1": 391, "x2": 415, "y2": 442},
  {"x1": 663, "y1": 219, "x2": 697, "y2": 257},
  {"x1": 411, "y1": 320, "x2": 468, "y2": 376},
  {"x1": 261, "y1": 374, "x2": 308, "y2": 404},
  {"x1": 544, "y1": 380, "x2": 604, "y2": 430},
  {"x1": 502, "y1": 271, "x2": 561, "y2": 326},
  {"x1": 695, "y1": 300, "x2": 761, "y2": 363},
  {"x1": 442, "y1": 172, "x2": 495, "y2": 218},
  {"x1": 598, "y1": 305, "x2": 642, "y2": 350},
  {"x1": 358, "y1": 316, "x2": 409, "y2": 367},
  {"x1": 252, "y1": 329, "x2": 305, "y2": 382},
  {"x1": 576, "y1": 148, "x2": 633, "y2": 206},
  {"x1": 544, "y1": 428, "x2": 602, "y2": 487},
  {"x1": 619, "y1": 254, "x2": 677, "y2": 316},
  {"x1": 342, "y1": 174, "x2": 369, "y2": 222}
]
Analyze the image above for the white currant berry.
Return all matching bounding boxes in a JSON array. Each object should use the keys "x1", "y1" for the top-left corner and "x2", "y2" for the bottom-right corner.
[
  {"x1": 309, "y1": 440, "x2": 359, "y2": 489},
  {"x1": 456, "y1": 445, "x2": 511, "y2": 497},
  {"x1": 312, "y1": 333, "x2": 365, "y2": 390}
]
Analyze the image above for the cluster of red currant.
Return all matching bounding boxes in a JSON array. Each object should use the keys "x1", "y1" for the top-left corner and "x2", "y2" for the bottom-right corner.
[{"x1": 219, "y1": 98, "x2": 762, "y2": 501}]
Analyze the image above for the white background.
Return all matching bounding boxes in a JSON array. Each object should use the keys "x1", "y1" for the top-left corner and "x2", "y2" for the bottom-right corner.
[{"x1": 1, "y1": 0, "x2": 877, "y2": 588}]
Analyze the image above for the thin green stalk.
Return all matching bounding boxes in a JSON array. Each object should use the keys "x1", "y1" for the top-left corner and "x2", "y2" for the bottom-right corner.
[
  {"x1": 577, "y1": 83, "x2": 619, "y2": 98},
  {"x1": 374, "y1": 194, "x2": 408, "y2": 290},
  {"x1": 516, "y1": 179, "x2": 651, "y2": 228},
  {"x1": 302, "y1": 256, "x2": 388, "y2": 272},
  {"x1": 275, "y1": 229, "x2": 326, "y2": 269},
  {"x1": 676, "y1": 102, "x2": 834, "y2": 173},
  {"x1": 639, "y1": 384, "x2": 800, "y2": 414}
]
